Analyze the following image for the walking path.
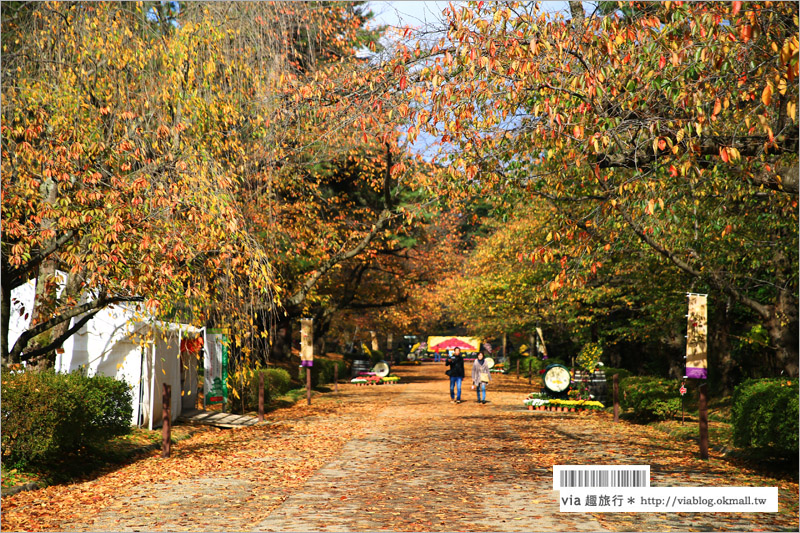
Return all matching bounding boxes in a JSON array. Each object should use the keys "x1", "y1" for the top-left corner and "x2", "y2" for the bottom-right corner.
[{"x1": 2, "y1": 364, "x2": 797, "y2": 532}]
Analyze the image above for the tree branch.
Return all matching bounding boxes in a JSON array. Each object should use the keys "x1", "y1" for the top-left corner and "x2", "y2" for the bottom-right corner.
[
  {"x1": 593, "y1": 178, "x2": 772, "y2": 320},
  {"x1": 19, "y1": 309, "x2": 100, "y2": 362},
  {"x1": 344, "y1": 295, "x2": 409, "y2": 310},
  {"x1": 9, "y1": 295, "x2": 145, "y2": 362},
  {"x1": 4, "y1": 229, "x2": 76, "y2": 290},
  {"x1": 286, "y1": 209, "x2": 393, "y2": 309}
]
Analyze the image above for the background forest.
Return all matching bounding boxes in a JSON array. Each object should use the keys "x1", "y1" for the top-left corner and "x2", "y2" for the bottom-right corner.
[{"x1": 2, "y1": 1, "x2": 797, "y2": 397}]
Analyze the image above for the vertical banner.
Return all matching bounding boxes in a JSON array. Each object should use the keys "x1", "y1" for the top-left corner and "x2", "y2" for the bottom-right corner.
[
  {"x1": 370, "y1": 330, "x2": 379, "y2": 352},
  {"x1": 686, "y1": 294, "x2": 708, "y2": 379},
  {"x1": 536, "y1": 327, "x2": 549, "y2": 358},
  {"x1": 300, "y1": 318, "x2": 314, "y2": 367},
  {"x1": 204, "y1": 330, "x2": 228, "y2": 406},
  {"x1": 386, "y1": 333, "x2": 394, "y2": 352}
]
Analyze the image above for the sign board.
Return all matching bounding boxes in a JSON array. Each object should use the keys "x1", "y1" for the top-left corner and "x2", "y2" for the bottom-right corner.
[
  {"x1": 204, "y1": 330, "x2": 228, "y2": 405},
  {"x1": 427, "y1": 336, "x2": 481, "y2": 352},
  {"x1": 685, "y1": 294, "x2": 708, "y2": 379},
  {"x1": 300, "y1": 318, "x2": 313, "y2": 367},
  {"x1": 536, "y1": 327, "x2": 549, "y2": 358},
  {"x1": 370, "y1": 330, "x2": 379, "y2": 352}
]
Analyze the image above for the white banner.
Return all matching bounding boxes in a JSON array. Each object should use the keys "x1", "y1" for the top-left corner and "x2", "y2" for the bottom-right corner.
[
  {"x1": 559, "y1": 487, "x2": 778, "y2": 512},
  {"x1": 204, "y1": 331, "x2": 228, "y2": 405}
]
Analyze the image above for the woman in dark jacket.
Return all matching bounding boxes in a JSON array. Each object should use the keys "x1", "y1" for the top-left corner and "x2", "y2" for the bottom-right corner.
[{"x1": 445, "y1": 347, "x2": 465, "y2": 403}]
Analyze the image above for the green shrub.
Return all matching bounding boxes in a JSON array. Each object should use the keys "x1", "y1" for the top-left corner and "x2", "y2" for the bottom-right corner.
[
  {"x1": 1, "y1": 369, "x2": 132, "y2": 468},
  {"x1": 243, "y1": 367, "x2": 292, "y2": 410},
  {"x1": 731, "y1": 378, "x2": 798, "y2": 455},
  {"x1": 312, "y1": 359, "x2": 347, "y2": 387},
  {"x1": 619, "y1": 376, "x2": 683, "y2": 421},
  {"x1": 602, "y1": 367, "x2": 633, "y2": 381},
  {"x1": 517, "y1": 356, "x2": 546, "y2": 376}
]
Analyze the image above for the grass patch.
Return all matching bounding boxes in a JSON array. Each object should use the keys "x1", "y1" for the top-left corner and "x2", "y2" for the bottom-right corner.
[{"x1": 2, "y1": 425, "x2": 205, "y2": 489}]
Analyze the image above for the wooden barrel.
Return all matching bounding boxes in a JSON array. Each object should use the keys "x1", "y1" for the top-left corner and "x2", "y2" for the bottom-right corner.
[
  {"x1": 572, "y1": 369, "x2": 607, "y2": 403},
  {"x1": 351, "y1": 359, "x2": 372, "y2": 377}
]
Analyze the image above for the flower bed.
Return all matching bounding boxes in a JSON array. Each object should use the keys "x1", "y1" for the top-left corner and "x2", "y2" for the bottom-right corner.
[
  {"x1": 381, "y1": 375, "x2": 400, "y2": 384},
  {"x1": 522, "y1": 393, "x2": 604, "y2": 412}
]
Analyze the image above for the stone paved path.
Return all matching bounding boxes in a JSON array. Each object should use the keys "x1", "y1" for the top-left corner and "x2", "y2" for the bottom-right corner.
[{"x1": 3, "y1": 363, "x2": 797, "y2": 532}]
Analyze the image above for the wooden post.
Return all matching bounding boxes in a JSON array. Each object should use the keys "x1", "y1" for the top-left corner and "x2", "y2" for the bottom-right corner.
[
  {"x1": 162, "y1": 383, "x2": 171, "y2": 458},
  {"x1": 306, "y1": 367, "x2": 312, "y2": 406},
  {"x1": 699, "y1": 383, "x2": 709, "y2": 459},
  {"x1": 528, "y1": 360, "x2": 532, "y2": 385},
  {"x1": 258, "y1": 371, "x2": 264, "y2": 422},
  {"x1": 613, "y1": 374, "x2": 620, "y2": 423},
  {"x1": 516, "y1": 359, "x2": 520, "y2": 379},
  {"x1": 334, "y1": 363, "x2": 339, "y2": 393},
  {"x1": 502, "y1": 333, "x2": 507, "y2": 360}
]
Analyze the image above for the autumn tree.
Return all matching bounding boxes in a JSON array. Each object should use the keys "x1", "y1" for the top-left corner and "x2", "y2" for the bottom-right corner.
[
  {"x1": 402, "y1": 1, "x2": 798, "y2": 375},
  {"x1": 1, "y1": 2, "x2": 289, "y2": 366}
]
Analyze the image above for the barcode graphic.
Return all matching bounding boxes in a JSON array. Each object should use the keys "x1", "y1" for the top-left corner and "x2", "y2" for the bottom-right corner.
[{"x1": 553, "y1": 466, "x2": 650, "y2": 490}]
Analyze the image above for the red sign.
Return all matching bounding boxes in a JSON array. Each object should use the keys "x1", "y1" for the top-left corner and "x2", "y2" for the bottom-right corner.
[{"x1": 679, "y1": 385, "x2": 687, "y2": 395}]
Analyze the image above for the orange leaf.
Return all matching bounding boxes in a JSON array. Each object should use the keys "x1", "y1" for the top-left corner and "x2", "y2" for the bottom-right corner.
[{"x1": 762, "y1": 84, "x2": 773, "y2": 106}]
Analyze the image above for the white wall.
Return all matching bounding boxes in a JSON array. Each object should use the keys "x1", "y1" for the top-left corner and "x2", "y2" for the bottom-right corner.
[
  {"x1": 8, "y1": 272, "x2": 68, "y2": 351},
  {"x1": 55, "y1": 305, "x2": 191, "y2": 428},
  {"x1": 8, "y1": 279, "x2": 36, "y2": 351},
  {"x1": 148, "y1": 330, "x2": 182, "y2": 429}
]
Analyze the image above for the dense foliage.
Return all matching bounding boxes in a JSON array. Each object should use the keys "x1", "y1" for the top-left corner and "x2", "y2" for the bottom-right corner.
[
  {"x1": 1, "y1": 369, "x2": 132, "y2": 468},
  {"x1": 731, "y1": 378, "x2": 799, "y2": 455},
  {"x1": 241, "y1": 367, "x2": 293, "y2": 412},
  {"x1": 619, "y1": 376, "x2": 684, "y2": 421},
  {"x1": 390, "y1": 0, "x2": 798, "y2": 382}
]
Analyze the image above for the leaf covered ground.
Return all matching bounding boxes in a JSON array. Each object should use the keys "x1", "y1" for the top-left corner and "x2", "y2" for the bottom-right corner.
[{"x1": 1, "y1": 365, "x2": 797, "y2": 532}]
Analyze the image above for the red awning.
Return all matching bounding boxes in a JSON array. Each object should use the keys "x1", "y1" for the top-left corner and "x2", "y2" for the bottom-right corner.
[{"x1": 429, "y1": 338, "x2": 478, "y2": 351}]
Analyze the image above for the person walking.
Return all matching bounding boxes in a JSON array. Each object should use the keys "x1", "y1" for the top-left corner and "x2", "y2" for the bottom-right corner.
[
  {"x1": 445, "y1": 347, "x2": 465, "y2": 403},
  {"x1": 472, "y1": 351, "x2": 491, "y2": 404},
  {"x1": 434, "y1": 348, "x2": 441, "y2": 363}
]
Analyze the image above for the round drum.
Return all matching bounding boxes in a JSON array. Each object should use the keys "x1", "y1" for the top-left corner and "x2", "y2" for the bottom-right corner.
[
  {"x1": 485, "y1": 357, "x2": 495, "y2": 369},
  {"x1": 373, "y1": 361, "x2": 391, "y2": 377},
  {"x1": 542, "y1": 364, "x2": 572, "y2": 393}
]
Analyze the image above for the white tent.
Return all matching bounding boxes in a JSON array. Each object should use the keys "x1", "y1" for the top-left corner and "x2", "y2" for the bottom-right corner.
[
  {"x1": 10, "y1": 279, "x2": 204, "y2": 429},
  {"x1": 54, "y1": 305, "x2": 203, "y2": 429}
]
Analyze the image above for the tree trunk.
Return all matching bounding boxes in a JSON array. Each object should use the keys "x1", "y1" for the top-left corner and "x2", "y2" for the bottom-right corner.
[
  {"x1": 568, "y1": 1, "x2": 585, "y2": 24},
  {"x1": 711, "y1": 297, "x2": 736, "y2": 394},
  {"x1": 1, "y1": 280, "x2": 11, "y2": 365},
  {"x1": 272, "y1": 318, "x2": 293, "y2": 360},
  {"x1": 766, "y1": 287, "x2": 799, "y2": 376}
]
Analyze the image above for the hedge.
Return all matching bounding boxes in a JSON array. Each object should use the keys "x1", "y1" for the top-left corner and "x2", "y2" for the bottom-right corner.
[
  {"x1": 312, "y1": 359, "x2": 347, "y2": 387},
  {"x1": 1, "y1": 369, "x2": 132, "y2": 468},
  {"x1": 601, "y1": 367, "x2": 633, "y2": 381},
  {"x1": 619, "y1": 376, "x2": 683, "y2": 421},
  {"x1": 731, "y1": 378, "x2": 798, "y2": 455},
  {"x1": 243, "y1": 367, "x2": 292, "y2": 410}
]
